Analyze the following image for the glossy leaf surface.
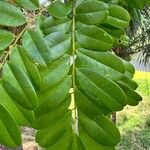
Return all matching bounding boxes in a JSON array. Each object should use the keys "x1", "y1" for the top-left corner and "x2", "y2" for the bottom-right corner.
[
  {"x1": 0, "y1": 1, "x2": 26, "y2": 26},
  {"x1": 0, "y1": 30, "x2": 13, "y2": 51},
  {"x1": 0, "y1": 0, "x2": 142, "y2": 149}
]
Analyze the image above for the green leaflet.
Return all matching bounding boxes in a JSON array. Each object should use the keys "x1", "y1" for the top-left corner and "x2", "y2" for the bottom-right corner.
[
  {"x1": 45, "y1": 32, "x2": 71, "y2": 60},
  {"x1": 43, "y1": 130, "x2": 73, "y2": 150},
  {"x1": 78, "y1": 49, "x2": 125, "y2": 73},
  {"x1": 48, "y1": 1, "x2": 70, "y2": 18},
  {"x1": 119, "y1": 75, "x2": 138, "y2": 90},
  {"x1": 7, "y1": 63, "x2": 37, "y2": 103},
  {"x1": 119, "y1": 34, "x2": 129, "y2": 46},
  {"x1": 122, "y1": 60, "x2": 135, "y2": 78},
  {"x1": 0, "y1": 104, "x2": 21, "y2": 148},
  {"x1": 22, "y1": 29, "x2": 52, "y2": 66},
  {"x1": 79, "y1": 113, "x2": 121, "y2": 146},
  {"x1": 76, "y1": 68, "x2": 127, "y2": 112},
  {"x1": 76, "y1": 88, "x2": 108, "y2": 116},
  {"x1": 0, "y1": 30, "x2": 14, "y2": 51},
  {"x1": 15, "y1": 0, "x2": 39, "y2": 10},
  {"x1": 0, "y1": 1, "x2": 26, "y2": 26},
  {"x1": 0, "y1": 82, "x2": 34, "y2": 125},
  {"x1": 98, "y1": 24, "x2": 127, "y2": 46},
  {"x1": 32, "y1": 98, "x2": 70, "y2": 129},
  {"x1": 35, "y1": 15, "x2": 46, "y2": 36},
  {"x1": 99, "y1": 24, "x2": 125, "y2": 39},
  {"x1": 76, "y1": 26, "x2": 113, "y2": 51},
  {"x1": 39, "y1": 55, "x2": 71, "y2": 91},
  {"x1": 103, "y1": 4, "x2": 130, "y2": 28},
  {"x1": 41, "y1": 17, "x2": 72, "y2": 35},
  {"x1": 34, "y1": 76, "x2": 72, "y2": 119},
  {"x1": 77, "y1": 49, "x2": 125, "y2": 81},
  {"x1": 79, "y1": 127, "x2": 115, "y2": 150},
  {"x1": 9, "y1": 46, "x2": 41, "y2": 90},
  {"x1": 76, "y1": 0, "x2": 85, "y2": 7},
  {"x1": 117, "y1": 81, "x2": 142, "y2": 106},
  {"x1": 2, "y1": 62, "x2": 38, "y2": 110},
  {"x1": 35, "y1": 113, "x2": 71, "y2": 147},
  {"x1": 76, "y1": 0, "x2": 109, "y2": 25},
  {"x1": 70, "y1": 134, "x2": 87, "y2": 150}
]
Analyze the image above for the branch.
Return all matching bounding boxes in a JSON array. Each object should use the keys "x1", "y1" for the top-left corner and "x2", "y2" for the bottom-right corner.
[
  {"x1": 0, "y1": 5, "x2": 48, "y2": 70},
  {"x1": 0, "y1": 25, "x2": 27, "y2": 70}
]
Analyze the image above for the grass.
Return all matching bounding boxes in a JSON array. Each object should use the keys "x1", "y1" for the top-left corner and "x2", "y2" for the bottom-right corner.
[
  {"x1": 116, "y1": 71, "x2": 150, "y2": 150},
  {"x1": 134, "y1": 71, "x2": 150, "y2": 96},
  {"x1": 134, "y1": 71, "x2": 150, "y2": 80}
]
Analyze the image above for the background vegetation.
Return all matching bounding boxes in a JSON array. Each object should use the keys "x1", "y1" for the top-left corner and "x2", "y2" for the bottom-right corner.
[{"x1": 117, "y1": 71, "x2": 150, "y2": 150}]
